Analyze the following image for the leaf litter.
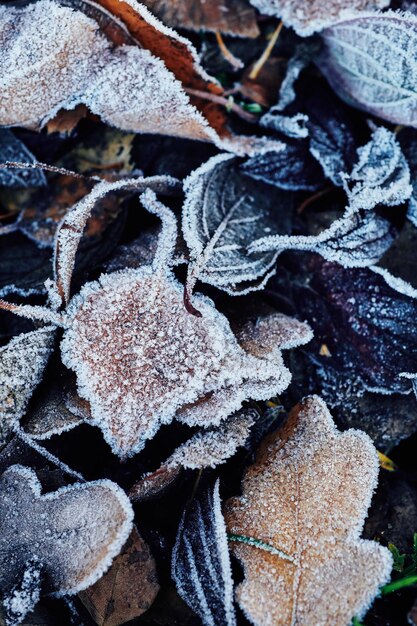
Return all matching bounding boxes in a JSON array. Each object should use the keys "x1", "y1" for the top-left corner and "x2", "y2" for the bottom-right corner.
[{"x1": 2, "y1": 2, "x2": 417, "y2": 625}]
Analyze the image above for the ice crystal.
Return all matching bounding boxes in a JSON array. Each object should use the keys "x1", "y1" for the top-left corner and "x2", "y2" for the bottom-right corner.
[
  {"x1": 0, "y1": 327, "x2": 56, "y2": 445},
  {"x1": 249, "y1": 0, "x2": 389, "y2": 36},
  {"x1": 0, "y1": 465, "x2": 133, "y2": 623},
  {"x1": 224, "y1": 396, "x2": 393, "y2": 626},
  {"x1": 172, "y1": 479, "x2": 236, "y2": 626},
  {"x1": 318, "y1": 11, "x2": 417, "y2": 126}
]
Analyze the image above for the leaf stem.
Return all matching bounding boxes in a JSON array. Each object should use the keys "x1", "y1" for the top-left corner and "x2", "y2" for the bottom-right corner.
[
  {"x1": 249, "y1": 21, "x2": 283, "y2": 80},
  {"x1": 215, "y1": 31, "x2": 243, "y2": 70},
  {"x1": 228, "y1": 533, "x2": 294, "y2": 562},
  {"x1": 381, "y1": 575, "x2": 417, "y2": 595},
  {"x1": 184, "y1": 88, "x2": 258, "y2": 123}
]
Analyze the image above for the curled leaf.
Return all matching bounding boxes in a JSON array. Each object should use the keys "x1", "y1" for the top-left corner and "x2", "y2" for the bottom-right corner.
[{"x1": 172, "y1": 479, "x2": 236, "y2": 626}]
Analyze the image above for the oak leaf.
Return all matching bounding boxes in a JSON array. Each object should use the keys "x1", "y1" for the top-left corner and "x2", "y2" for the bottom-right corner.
[
  {"x1": 224, "y1": 396, "x2": 393, "y2": 626},
  {"x1": 0, "y1": 465, "x2": 133, "y2": 625}
]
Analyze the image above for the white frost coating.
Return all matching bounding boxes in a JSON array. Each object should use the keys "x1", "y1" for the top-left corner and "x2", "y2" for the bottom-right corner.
[
  {"x1": 249, "y1": 209, "x2": 394, "y2": 268},
  {"x1": 16, "y1": 431, "x2": 85, "y2": 482},
  {"x1": 260, "y1": 110, "x2": 309, "y2": 139},
  {"x1": 345, "y1": 128, "x2": 412, "y2": 212},
  {"x1": 224, "y1": 396, "x2": 393, "y2": 626},
  {"x1": 182, "y1": 154, "x2": 282, "y2": 296},
  {"x1": 0, "y1": 327, "x2": 56, "y2": 444},
  {"x1": 0, "y1": 465, "x2": 133, "y2": 609},
  {"x1": 249, "y1": 0, "x2": 389, "y2": 36},
  {"x1": 172, "y1": 479, "x2": 237, "y2": 626},
  {"x1": 371, "y1": 264, "x2": 417, "y2": 299},
  {"x1": 318, "y1": 10, "x2": 417, "y2": 127},
  {"x1": 2, "y1": 562, "x2": 41, "y2": 626},
  {"x1": 54, "y1": 176, "x2": 179, "y2": 304},
  {"x1": 166, "y1": 412, "x2": 256, "y2": 470},
  {"x1": 275, "y1": 44, "x2": 315, "y2": 110}
]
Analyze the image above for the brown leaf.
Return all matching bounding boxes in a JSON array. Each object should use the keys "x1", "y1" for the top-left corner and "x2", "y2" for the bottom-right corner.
[
  {"x1": 79, "y1": 527, "x2": 159, "y2": 626},
  {"x1": 141, "y1": 0, "x2": 259, "y2": 37},
  {"x1": 224, "y1": 396, "x2": 393, "y2": 626}
]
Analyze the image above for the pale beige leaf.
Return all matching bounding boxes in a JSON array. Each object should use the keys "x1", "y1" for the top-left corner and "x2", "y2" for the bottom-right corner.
[
  {"x1": 249, "y1": 0, "x2": 390, "y2": 36},
  {"x1": 224, "y1": 396, "x2": 393, "y2": 626}
]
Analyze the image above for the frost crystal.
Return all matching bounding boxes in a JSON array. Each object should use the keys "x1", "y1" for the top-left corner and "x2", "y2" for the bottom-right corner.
[
  {"x1": 248, "y1": 0, "x2": 389, "y2": 36},
  {"x1": 0, "y1": 327, "x2": 56, "y2": 445},
  {"x1": 0, "y1": 465, "x2": 133, "y2": 623},
  {"x1": 318, "y1": 11, "x2": 417, "y2": 126},
  {"x1": 0, "y1": 129, "x2": 46, "y2": 188},
  {"x1": 224, "y1": 396, "x2": 393, "y2": 626},
  {"x1": 172, "y1": 479, "x2": 236, "y2": 626}
]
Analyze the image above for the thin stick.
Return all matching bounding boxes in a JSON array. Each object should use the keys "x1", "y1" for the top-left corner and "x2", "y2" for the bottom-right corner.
[
  {"x1": 215, "y1": 31, "x2": 243, "y2": 70},
  {"x1": 185, "y1": 88, "x2": 258, "y2": 123},
  {"x1": 297, "y1": 186, "x2": 333, "y2": 214},
  {"x1": 249, "y1": 21, "x2": 283, "y2": 80},
  {"x1": 0, "y1": 161, "x2": 102, "y2": 181}
]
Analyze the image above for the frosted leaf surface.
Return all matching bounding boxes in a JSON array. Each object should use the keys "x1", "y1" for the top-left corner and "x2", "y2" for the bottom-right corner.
[
  {"x1": 166, "y1": 411, "x2": 256, "y2": 470},
  {"x1": 182, "y1": 154, "x2": 292, "y2": 296},
  {"x1": 0, "y1": 465, "x2": 133, "y2": 623},
  {"x1": 0, "y1": 0, "x2": 110, "y2": 128},
  {"x1": 248, "y1": 0, "x2": 389, "y2": 36},
  {"x1": 275, "y1": 44, "x2": 316, "y2": 110},
  {"x1": 398, "y1": 128, "x2": 417, "y2": 226},
  {"x1": 224, "y1": 396, "x2": 393, "y2": 626},
  {"x1": 141, "y1": 0, "x2": 259, "y2": 37},
  {"x1": 172, "y1": 479, "x2": 236, "y2": 626},
  {"x1": 0, "y1": 327, "x2": 56, "y2": 445},
  {"x1": 260, "y1": 111, "x2": 309, "y2": 139},
  {"x1": 60, "y1": 191, "x2": 310, "y2": 456},
  {"x1": 0, "y1": 130, "x2": 46, "y2": 188},
  {"x1": 318, "y1": 12, "x2": 417, "y2": 126},
  {"x1": 346, "y1": 128, "x2": 412, "y2": 212},
  {"x1": 250, "y1": 209, "x2": 396, "y2": 268}
]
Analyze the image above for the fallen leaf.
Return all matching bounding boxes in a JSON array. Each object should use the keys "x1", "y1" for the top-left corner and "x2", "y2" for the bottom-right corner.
[
  {"x1": 172, "y1": 479, "x2": 237, "y2": 626},
  {"x1": 79, "y1": 527, "x2": 159, "y2": 626},
  {"x1": 182, "y1": 153, "x2": 294, "y2": 297},
  {"x1": 141, "y1": 0, "x2": 259, "y2": 37},
  {"x1": 224, "y1": 395, "x2": 393, "y2": 626},
  {"x1": 0, "y1": 465, "x2": 133, "y2": 625},
  {"x1": 248, "y1": 0, "x2": 389, "y2": 36},
  {"x1": 0, "y1": 327, "x2": 56, "y2": 446},
  {"x1": 318, "y1": 11, "x2": 417, "y2": 127}
]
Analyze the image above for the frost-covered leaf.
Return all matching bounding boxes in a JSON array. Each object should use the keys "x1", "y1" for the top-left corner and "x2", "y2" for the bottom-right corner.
[
  {"x1": 291, "y1": 257, "x2": 417, "y2": 393},
  {"x1": 0, "y1": 130, "x2": 46, "y2": 188},
  {"x1": 224, "y1": 396, "x2": 392, "y2": 626},
  {"x1": 0, "y1": 327, "x2": 56, "y2": 445},
  {"x1": 79, "y1": 527, "x2": 159, "y2": 626},
  {"x1": 0, "y1": 0, "x2": 279, "y2": 155},
  {"x1": 249, "y1": 0, "x2": 389, "y2": 36},
  {"x1": 167, "y1": 411, "x2": 256, "y2": 470},
  {"x1": 182, "y1": 153, "x2": 294, "y2": 297},
  {"x1": 318, "y1": 12, "x2": 417, "y2": 126},
  {"x1": 0, "y1": 465, "x2": 133, "y2": 624},
  {"x1": 249, "y1": 209, "x2": 396, "y2": 268},
  {"x1": 21, "y1": 376, "x2": 83, "y2": 440},
  {"x1": 346, "y1": 128, "x2": 412, "y2": 211},
  {"x1": 56, "y1": 191, "x2": 311, "y2": 457},
  {"x1": 141, "y1": 0, "x2": 259, "y2": 37},
  {"x1": 172, "y1": 479, "x2": 236, "y2": 626},
  {"x1": 398, "y1": 128, "x2": 417, "y2": 225},
  {"x1": 241, "y1": 143, "x2": 325, "y2": 192},
  {"x1": 303, "y1": 83, "x2": 368, "y2": 186}
]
